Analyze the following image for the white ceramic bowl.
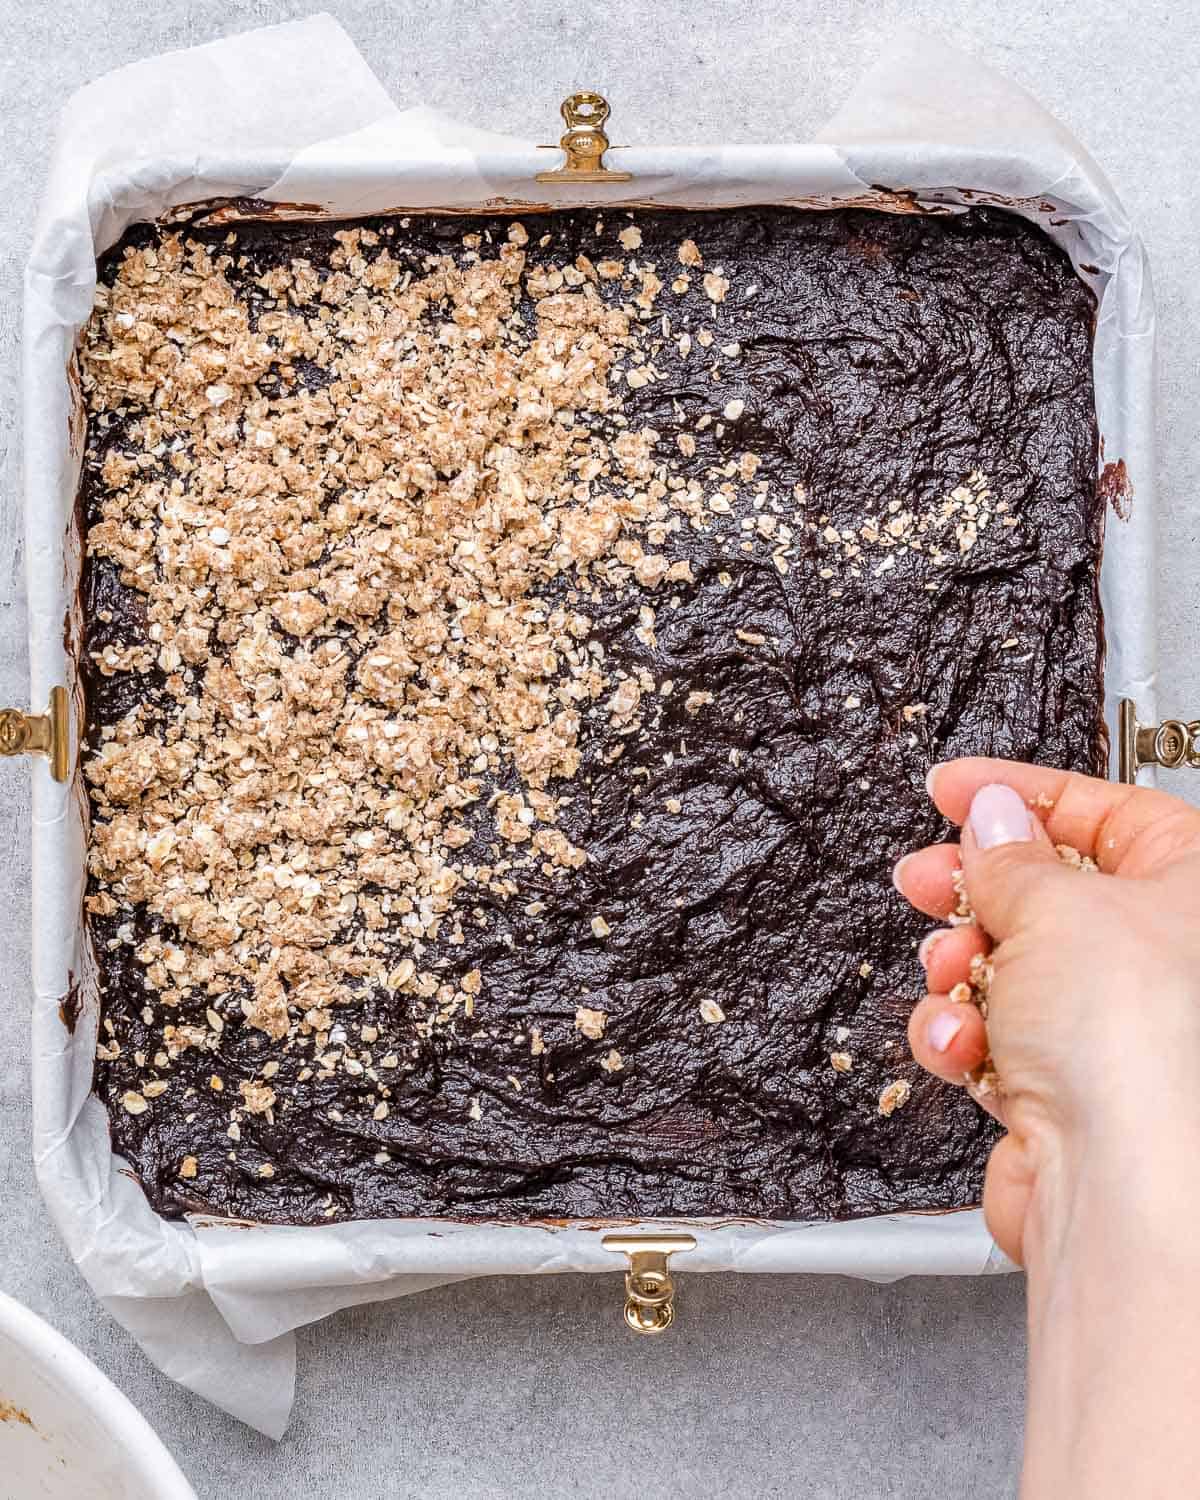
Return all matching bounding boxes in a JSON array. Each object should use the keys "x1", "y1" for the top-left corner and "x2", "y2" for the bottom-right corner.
[{"x1": 0, "y1": 1289, "x2": 195, "y2": 1499}]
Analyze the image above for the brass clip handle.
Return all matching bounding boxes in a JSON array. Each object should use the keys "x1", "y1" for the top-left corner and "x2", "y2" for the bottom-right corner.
[
  {"x1": 601, "y1": 1233, "x2": 697, "y2": 1335},
  {"x1": 0, "y1": 686, "x2": 70, "y2": 782},
  {"x1": 535, "y1": 92, "x2": 632, "y2": 184},
  {"x1": 1118, "y1": 698, "x2": 1200, "y2": 783}
]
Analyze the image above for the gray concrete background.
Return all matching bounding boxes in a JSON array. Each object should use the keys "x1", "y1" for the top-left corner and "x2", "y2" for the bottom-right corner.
[{"x1": 0, "y1": 2, "x2": 1196, "y2": 1495}]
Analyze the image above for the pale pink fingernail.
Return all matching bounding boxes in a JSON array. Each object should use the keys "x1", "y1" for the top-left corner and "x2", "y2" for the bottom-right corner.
[
  {"x1": 918, "y1": 928, "x2": 953, "y2": 969},
  {"x1": 968, "y1": 783, "x2": 1032, "y2": 850},
  {"x1": 925, "y1": 762, "x2": 942, "y2": 799},
  {"x1": 891, "y1": 852, "x2": 914, "y2": 894},
  {"x1": 927, "y1": 1010, "x2": 966, "y2": 1054}
]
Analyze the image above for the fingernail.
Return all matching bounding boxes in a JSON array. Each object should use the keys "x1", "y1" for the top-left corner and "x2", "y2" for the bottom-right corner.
[
  {"x1": 925, "y1": 762, "x2": 942, "y2": 799},
  {"x1": 892, "y1": 851, "x2": 914, "y2": 894},
  {"x1": 968, "y1": 783, "x2": 1033, "y2": 850},
  {"x1": 918, "y1": 928, "x2": 952, "y2": 969},
  {"x1": 927, "y1": 1010, "x2": 966, "y2": 1054}
]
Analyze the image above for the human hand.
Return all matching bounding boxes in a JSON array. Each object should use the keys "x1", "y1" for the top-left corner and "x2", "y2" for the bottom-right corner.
[{"x1": 892, "y1": 758, "x2": 1200, "y2": 1266}]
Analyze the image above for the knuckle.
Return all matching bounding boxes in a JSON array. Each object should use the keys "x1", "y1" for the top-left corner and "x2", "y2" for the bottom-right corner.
[
  {"x1": 1135, "y1": 811, "x2": 1200, "y2": 872},
  {"x1": 978, "y1": 846, "x2": 1052, "y2": 902}
]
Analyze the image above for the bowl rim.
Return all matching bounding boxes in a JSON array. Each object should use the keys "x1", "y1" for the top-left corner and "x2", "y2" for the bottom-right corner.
[{"x1": 0, "y1": 1288, "x2": 196, "y2": 1498}]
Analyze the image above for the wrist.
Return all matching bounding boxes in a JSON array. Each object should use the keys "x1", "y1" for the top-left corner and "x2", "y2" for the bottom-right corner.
[
  {"x1": 1019, "y1": 1112, "x2": 1200, "y2": 1499},
  {"x1": 1019, "y1": 1099, "x2": 1200, "y2": 1275},
  {"x1": 1010, "y1": 998, "x2": 1200, "y2": 1226}
]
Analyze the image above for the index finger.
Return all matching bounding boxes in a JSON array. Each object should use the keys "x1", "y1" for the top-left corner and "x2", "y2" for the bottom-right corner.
[{"x1": 927, "y1": 757, "x2": 1200, "y2": 877}]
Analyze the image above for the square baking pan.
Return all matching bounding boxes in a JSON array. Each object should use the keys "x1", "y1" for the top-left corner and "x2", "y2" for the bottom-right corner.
[{"x1": 15, "y1": 17, "x2": 1169, "y2": 1431}]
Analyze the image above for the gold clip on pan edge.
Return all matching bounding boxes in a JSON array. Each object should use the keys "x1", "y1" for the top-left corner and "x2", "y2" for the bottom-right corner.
[
  {"x1": 601, "y1": 1233, "x2": 698, "y2": 1335},
  {"x1": 535, "y1": 92, "x2": 632, "y2": 184},
  {"x1": 0, "y1": 686, "x2": 70, "y2": 782},
  {"x1": 1118, "y1": 698, "x2": 1200, "y2": 783}
]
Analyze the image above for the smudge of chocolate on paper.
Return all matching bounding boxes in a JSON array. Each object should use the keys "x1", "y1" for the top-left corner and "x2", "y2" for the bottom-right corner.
[
  {"x1": 58, "y1": 978, "x2": 81, "y2": 1034},
  {"x1": 1099, "y1": 458, "x2": 1133, "y2": 520}
]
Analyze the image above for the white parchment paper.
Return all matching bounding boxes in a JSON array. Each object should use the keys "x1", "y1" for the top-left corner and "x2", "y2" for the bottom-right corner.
[{"x1": 24, "y1": 15, "x2": 1154, "y2": 1436}]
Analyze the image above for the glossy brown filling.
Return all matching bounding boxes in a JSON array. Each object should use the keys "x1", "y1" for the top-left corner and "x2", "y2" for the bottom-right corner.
[{"x1": 83, "y1": 205, "x2": 1103, "y2": 1224}]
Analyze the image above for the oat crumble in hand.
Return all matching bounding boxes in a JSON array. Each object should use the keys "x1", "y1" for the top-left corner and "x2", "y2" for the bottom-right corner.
[{"x1": 893, "y1": 758, "x2": 1200, "y2": 1499}]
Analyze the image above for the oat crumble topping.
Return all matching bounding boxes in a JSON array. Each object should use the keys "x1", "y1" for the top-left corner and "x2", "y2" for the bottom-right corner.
[
  {"x1": 877, "y1": 1079, "x2": 912, "y2": 1117},
  {"x1": 574, "y1": 1006, "x2": 608, "y2": 1041},
  {"x1": 82, "y1": 223, "x2": 674, "y2": 1103}
]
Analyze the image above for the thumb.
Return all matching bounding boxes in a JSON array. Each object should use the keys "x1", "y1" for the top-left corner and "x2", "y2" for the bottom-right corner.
[{"x1": 960, "y1": 782, "x2": 1062, "y2": 942}]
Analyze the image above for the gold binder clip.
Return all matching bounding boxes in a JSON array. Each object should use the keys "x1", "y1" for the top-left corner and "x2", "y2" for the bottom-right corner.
[
  {"x1": 0, "y1": 686, "x2": 70, "y2": 782},
  {"x1": 1118, "y1": 699, "x2": 1200, "y2": 782},
  {"x1": 535, "y1": 92, "x2": 632, "y2": 184},
  {"x1": 601, "y1": 1232, "x2": 697, "y2": 1335}
]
